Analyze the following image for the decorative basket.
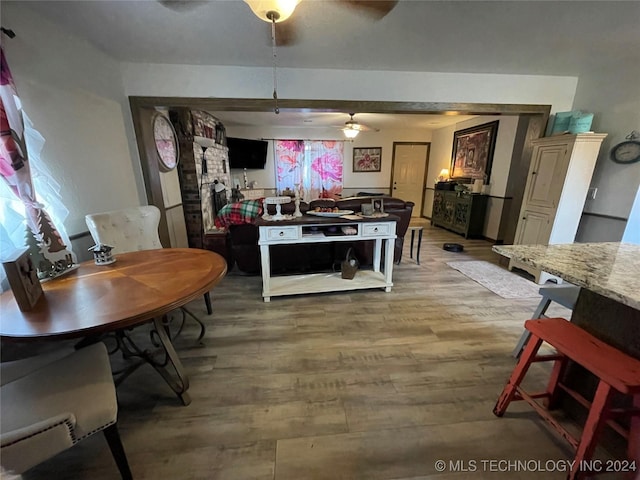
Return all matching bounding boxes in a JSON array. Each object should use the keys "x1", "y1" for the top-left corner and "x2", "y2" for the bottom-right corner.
[{"x1": 341, "y1": 248, "x2": 359, "y2": 280}]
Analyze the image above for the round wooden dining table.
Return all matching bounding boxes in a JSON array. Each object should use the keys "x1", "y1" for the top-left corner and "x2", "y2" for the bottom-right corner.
[{"x1": 1, "y1": 248, "x2": 227, "y2": 405}]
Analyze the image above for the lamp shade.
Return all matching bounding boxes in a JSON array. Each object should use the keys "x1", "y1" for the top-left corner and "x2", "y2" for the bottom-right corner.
[
  {"x1": 343, "y1": 128, "x2": 359, "y2": 139},
  {"x1": 438, "y1": 168, "x2": 450, "y2": 181},
  {"x1": 244, "y1": 0, "x2": 300, "y2": 22}
]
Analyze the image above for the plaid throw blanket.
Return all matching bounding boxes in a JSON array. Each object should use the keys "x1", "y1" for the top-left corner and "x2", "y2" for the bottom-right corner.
[{"x1": 214, "y1": 199, "x2": 263, "y2": 229}]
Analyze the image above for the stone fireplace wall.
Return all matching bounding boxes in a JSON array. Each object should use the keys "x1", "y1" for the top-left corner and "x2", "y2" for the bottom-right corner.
[{"x1": 171, "y1": 108, "x2": 229, "y2": 249}]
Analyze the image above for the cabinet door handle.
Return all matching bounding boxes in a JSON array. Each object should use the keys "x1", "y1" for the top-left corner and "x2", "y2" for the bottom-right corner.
[
  {"x1": 522, "y1": 217, "x2": 526, "y2": 220},
  {"x1": 374, "y1": 227, "x2": 378, "y2": 232},
  {"x1": 279, "y1": 231, "x2": 284, "y2": 237},
  {"x1": 531, "y1": 171, "x2": 537, "y2": 175}
]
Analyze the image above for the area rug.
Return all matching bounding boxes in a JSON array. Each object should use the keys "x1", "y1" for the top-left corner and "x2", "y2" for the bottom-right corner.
[{"x1": 446, "y1": 261, "x2": 541, "y2": 299}]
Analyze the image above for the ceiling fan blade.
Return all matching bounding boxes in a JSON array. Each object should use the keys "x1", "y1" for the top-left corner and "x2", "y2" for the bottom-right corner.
[
  {"x1": 338, "y1": 0, "x2": 398, "y2": 20},
  {"x1": 264, "y1": 19, "x2": 300, "y2": 46},
  {"x1": 158, "y1": 0, "x2": 207, "y2": 12}
]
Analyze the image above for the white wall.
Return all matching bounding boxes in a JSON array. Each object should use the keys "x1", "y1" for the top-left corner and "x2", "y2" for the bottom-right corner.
[
  {"x1": 573, "y1": 63, "x2": 640, "y2": 241},
  {"x1": 2, "y1": 3, "x2": 143, "y2": 235},
  {"x1": 122, "y1": 63, "x2": 578, "y2": 109}
]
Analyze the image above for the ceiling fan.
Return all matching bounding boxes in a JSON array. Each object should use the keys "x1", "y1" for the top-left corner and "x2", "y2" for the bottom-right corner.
[
  {"x1": 340, "y1": 113, "x2": 379, "y2": 139},
  {"x1": 159, "y1": 1, "x2": 398, "y2": 46},
  {"x1": 249, "y1": 0, "x2": 399, "y2": 47}
]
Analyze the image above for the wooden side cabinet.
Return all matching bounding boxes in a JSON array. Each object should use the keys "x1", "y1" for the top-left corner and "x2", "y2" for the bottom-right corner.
[
  {"x1": 510, "y1": 133, "x2": 606, "y2": 283},
  {"x1": 431, "y1": 191, "x2": 488, "y2": 238}
]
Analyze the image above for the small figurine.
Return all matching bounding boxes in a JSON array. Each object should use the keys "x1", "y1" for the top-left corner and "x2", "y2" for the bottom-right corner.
[{"x1": 89, "y1": 244, "x2": 116, "y2": 265}]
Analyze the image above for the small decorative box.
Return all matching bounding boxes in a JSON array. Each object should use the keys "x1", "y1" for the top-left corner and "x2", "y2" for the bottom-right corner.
[{"x1": 2, "y1": 247, "x2": 44, "y2": 311}]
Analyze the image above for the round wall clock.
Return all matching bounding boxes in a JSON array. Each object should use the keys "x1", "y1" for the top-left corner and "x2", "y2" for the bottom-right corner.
[
  {"x1": 153, "y1": 113, "x2": 179, "y2": 172},
  {"x1": 611, "y1": 140, "x2": 640, "y2": 164},
  {"x1": 610, "y1": 131, "x2": 640, "y2": 164}
]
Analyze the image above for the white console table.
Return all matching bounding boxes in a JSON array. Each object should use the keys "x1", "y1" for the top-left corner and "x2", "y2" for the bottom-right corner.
[{"x1": 257, "y1": 215, "x2": 397, "y2": 302}]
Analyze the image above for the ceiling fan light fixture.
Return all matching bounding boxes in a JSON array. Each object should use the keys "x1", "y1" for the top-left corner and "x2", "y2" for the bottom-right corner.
[
  {"x1": 343, "y1": 127, "x2": 360, "y2": 139},
  {"x1": 244, "y1": 0, "x2": 300, "y2": 23}
]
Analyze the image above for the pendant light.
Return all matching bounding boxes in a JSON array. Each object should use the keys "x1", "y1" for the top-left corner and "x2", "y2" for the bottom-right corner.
[
  {"x1": 343, "y1": 127, "x2": 360, "y2": 139},
  {"x1": 244, "y1": 0, "x2": 301, "y2": 114},
  {"x1": 244, "y1": 0, "x2": 300, "y2": 23}
]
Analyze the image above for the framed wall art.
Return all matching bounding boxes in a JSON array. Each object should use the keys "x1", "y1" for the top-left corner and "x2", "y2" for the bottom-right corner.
[
  {"x1": 353, "y1": 147, "x2": 382, "y2": 172},
  {"x1": 450, "y1": 121, "x2": 499, "y2": 182}
]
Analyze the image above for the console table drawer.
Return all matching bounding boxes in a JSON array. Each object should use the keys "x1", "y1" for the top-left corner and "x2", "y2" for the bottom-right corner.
[
  {"x1": 264, "y1": 226, "x2": 299, "y2": 242},
  {"x1": 362, "y1": 223, "x2": 391, "y2": 237}
]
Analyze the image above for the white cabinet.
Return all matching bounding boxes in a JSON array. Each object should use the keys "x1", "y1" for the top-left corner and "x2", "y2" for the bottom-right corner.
[{"x1": 510, "y1": 133, "x2": 606, "y2": 282}]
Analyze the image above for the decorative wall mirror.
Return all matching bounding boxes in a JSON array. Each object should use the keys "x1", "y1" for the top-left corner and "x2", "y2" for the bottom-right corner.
[{"x1": 152, "y1": 113, "x2": 179, "y2": 172}]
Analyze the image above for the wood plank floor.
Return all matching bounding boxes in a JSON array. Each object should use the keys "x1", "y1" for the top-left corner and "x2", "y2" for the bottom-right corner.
[{"x1": 13, "y1": 224, "x2": 622, "y2": 479}]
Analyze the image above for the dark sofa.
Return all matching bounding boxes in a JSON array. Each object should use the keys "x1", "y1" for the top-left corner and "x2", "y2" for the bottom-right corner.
[{"x1": 227, "y1": 196, "x2": 414, "y2": 275}]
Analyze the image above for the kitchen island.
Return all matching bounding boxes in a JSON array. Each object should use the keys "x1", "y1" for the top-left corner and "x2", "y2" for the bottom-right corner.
[{"x1": 493, "y1": 242, "x2": 639, "y2": 472}]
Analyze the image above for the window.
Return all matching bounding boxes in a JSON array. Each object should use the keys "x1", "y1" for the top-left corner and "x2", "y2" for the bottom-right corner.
[{"x1": 275, "y1": 140, "x2": 343, "y2": 200}]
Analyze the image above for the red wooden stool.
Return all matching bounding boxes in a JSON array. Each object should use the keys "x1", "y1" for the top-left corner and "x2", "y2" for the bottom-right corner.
[{"x1": 493, "y1": 317, "x2": 640, "y2": 480}]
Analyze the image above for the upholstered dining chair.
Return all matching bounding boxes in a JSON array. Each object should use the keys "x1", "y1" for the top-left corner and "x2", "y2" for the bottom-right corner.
[
  {"x1": 0, "y1": 342, "x2": 132, "y2": 479},
  {"x1": 85, "y1": 205, "x2": 210, "y2": 340}
]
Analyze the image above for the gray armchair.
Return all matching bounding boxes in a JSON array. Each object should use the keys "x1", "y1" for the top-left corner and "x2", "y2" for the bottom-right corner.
[{"x1": 0, "y1": 343, "x2": 132, "y2": 479}]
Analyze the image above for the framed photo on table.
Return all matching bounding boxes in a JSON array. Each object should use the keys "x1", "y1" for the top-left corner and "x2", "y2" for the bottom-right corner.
[
  {"x1": 450, "y1": 121, "x2": 499, "y2": 182},
  {"x1": 353, "y1": 147, "x2": 382, "y2": 172}
]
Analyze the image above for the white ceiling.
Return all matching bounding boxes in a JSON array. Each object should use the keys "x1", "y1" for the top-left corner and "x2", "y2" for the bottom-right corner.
[
  {"x1": 17, "y1": 0, "x2": 639, "y2": 75},
  {"x1": 11, "y1": 0, "x2": 639, "y2": 130}
]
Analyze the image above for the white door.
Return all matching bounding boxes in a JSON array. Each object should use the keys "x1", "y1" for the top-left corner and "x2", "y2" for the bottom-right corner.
[{"x1": 391, "y1": 143, "x2": 429, "y2": 217}]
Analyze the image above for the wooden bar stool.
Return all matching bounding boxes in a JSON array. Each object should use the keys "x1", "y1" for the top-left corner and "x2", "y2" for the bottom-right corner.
[{"x1": 494, "y1": 317, "x2": 640, "y2": 480}]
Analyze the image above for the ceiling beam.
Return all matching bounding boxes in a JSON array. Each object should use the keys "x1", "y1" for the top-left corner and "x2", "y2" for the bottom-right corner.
[{"x1": 129, "y1": 97, "x2": 551, "y2": 117}]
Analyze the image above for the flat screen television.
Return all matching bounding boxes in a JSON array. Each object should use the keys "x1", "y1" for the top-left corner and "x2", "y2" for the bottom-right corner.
[{"x1": 226, "y1": 137, "x2": 268, "y2": 169}]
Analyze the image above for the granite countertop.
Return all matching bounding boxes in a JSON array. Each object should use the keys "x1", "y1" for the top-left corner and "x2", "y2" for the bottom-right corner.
[{"x1": 493, "y1": 242, "x2": 640, "y2": 310}]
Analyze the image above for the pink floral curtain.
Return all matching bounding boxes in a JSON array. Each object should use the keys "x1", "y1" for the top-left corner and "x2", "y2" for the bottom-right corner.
[
  {"x1": 0, "y1": 47, "x2": 75, "y2": 278},
  {"x1": 275, "y1": 140, "x2": 343, "y2": 200}
]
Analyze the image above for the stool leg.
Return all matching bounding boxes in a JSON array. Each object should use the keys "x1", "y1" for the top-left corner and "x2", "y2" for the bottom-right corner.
[
  {"x1": 416, "y1": 229, "x2": 422, "y2": 265},
  {"x1": 512, "y1": 331, "x2": 531, "y2": 358},
  {"x1": 569, "y1": 381, "x2": 613, "y2": 480},
  {"x1": 494, "y1": 335, "x2": 543, "y2": 416},
  {"x1": 543, "y1": 355, "x2": 568, "y2": 410},
  {"x1": 512, "y1": 297, "x2": 552, "y2": 358},
  {"x1": 532, "y1": 297, "x2": 552, "y2": 319}
]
